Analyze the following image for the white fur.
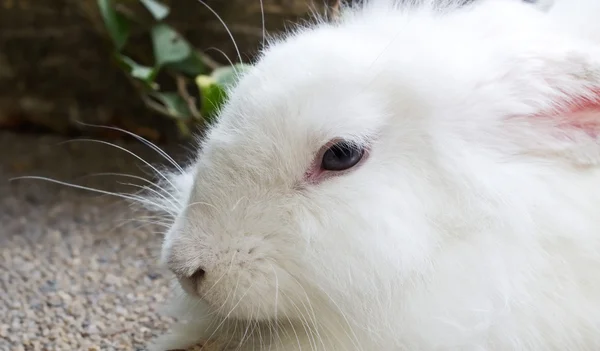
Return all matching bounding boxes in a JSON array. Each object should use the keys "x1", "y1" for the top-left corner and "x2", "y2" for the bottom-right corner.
[{"x1": 149, "y1": 0, "x2": 600, "y2": 350}]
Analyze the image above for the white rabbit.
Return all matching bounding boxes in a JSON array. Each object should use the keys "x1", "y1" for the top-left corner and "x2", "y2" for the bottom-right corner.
[{"x1": 148, "y1": 0, "x2": 600, "y2": 350}]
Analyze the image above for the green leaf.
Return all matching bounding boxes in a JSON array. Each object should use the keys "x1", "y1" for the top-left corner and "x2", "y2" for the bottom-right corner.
[
  {"x1": 166, "y1": 52, "x2": 206, "y2": 76},
  {"x1": 196, "y1": 75, "x2": 226, "y2": 121},
  {"x1": 150, "y1": 92, "x2": 192, "y2": 119},
  {"x1": 150, "y1": 24, "x2": 192, "y2": 66},
  {"x1": 130, "y1": 63, "x2": 156, "y2": 82},
  {"x1": 175, "y1": 120, "x2": 191, "y2": 137},
  {"x1": 97, "y1": 0, "x2": 130, "y2": 50},
  {"x1": 113, "y1": 54, "x2": 159, "y2": 89},
  {"x1": 139, "y1": 0, "x2": 170, "y2": 20},
  {"x1": 194, "y1": 63, "x2": 251, "y2": 121},
  {"x1": 116, "y1": 55, "x2": 156, "y2": 81},
  {"x1": 211, "y1": 63, "x2": 251, "y2": 90}
]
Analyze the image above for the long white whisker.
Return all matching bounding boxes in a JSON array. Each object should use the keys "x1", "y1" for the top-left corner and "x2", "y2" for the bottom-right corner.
[
  {"x1": 223, "y1": 317, "x2": 240, "y2": 350},
  {"x1": 206, "y1": 274, "x2": 248, "y2": 342},
  {"x1": 57, "y1": 138, "x2": 178, "y2": 190},
  {"x1": 80, "y1": 172, "x2": 181, "y2": 206},
  {"x1": 281, "y1": 290, "x2": 317, "y2": 351},
  {"x1": 267, "y1": 262, "x2": 286, "y2": 350},
  {"x1": 116, "y1": 213, "x2": 174, "y2": 226},
  {"x1": 314, "y1": 286, "x2": 364, "y2": 351},
  {"x1": 115, "y1": 181, "x2": 180, "y2": 214},
  {"x1": 259, "y1": 0, "x2": 266, "y2": 48},
  {"x1": 281, "y1": 272, "x2": 326, "y2": 350},
  {"x1": 205, "y1": 47, "x2": 236, "y2": 69},
  {"x1": 9, "y1": 176, "x2": 152, "y2": 205},
  {"x1": 200, "y1": 251, "x2": 238, "y2": 299},
  {"x1": 76, "y1": 172, "x2": 153, "y2": 183},
  {"x1": 277, "y1": 293, "x2": 303, "y2": 351},
  {"x1": 184, "y1": 200, "x2": 219, "y2": 212},
  {"x1": 74, "y1": 121, "x2": 184, "y2": 173},
  {"x1": 256, "y1": 313, "x2": 266, "y2": 350},
  {"x1": 237, "y1": 307, "x2": 254, "y2": 349},
  {"x1": 196, "y1": 0, "x2": 243, "y2": 64}
]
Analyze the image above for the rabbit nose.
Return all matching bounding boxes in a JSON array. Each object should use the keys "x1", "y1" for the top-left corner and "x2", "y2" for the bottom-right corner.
[
  {"x1": 175, "y1": 267, "x2": 206, "y2": 296},
  {"x1": 191, "y1": 267, "x2": 206, "y2": 281}
]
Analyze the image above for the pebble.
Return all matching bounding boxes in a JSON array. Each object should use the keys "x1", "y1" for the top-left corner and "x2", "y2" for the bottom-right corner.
[{"x1": 0, "y1": 132, "x2": 197, "y2": 350}]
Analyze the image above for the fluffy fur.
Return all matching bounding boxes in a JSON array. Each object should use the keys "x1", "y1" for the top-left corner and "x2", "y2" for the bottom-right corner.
[{"x1": 148, "y1": 0, "x2": 600, "y2": 350}]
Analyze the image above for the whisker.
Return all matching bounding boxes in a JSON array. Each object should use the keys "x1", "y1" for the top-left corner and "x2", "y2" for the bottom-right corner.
[
  {"x1": 205, "y1": 46, "x2": 236, "y2": 68},
  {"x1": 205, "y1": 273, "x2": 246, "y2": 342},
  {"x1": 277, "y1": 295, "x2": 303, "y2": 351},
  {"x1": 113, "y1": 215, "x2": 173, "y2": 230},
  {"x1": 115, "y1": 181, "x2": 180, "y2": 213},
  {"x1": 184, "y1": 200, "x2": 218, "y2": 212},
  {"x1": 56, "y1": 138, "x2": 178, "y2": 191},
  {"x1": 313, "y1": 285, "x2": 364, "y2": 351},
  {"x1": 256, "y1": 309, "x2": 266, "y2": 350},
  {"x1": 128, "y1": 220, "x2": 172, "y2": 232},
  {"x1": 259, "y1": 0, "x2": 266, "y2": 48},
  {"x1": 195, "y1": 0, "x2": 243, "y2": 64},
  {"x1": 279, "y1": 270, "x2": 326, "y2": 350},
  {"x1": 282, "y1": 290, "x2": 318, "y2": 351},
  {"x1": 223, "y1": 317, "x2": 240, "y2": 350},
  {"x1": 9, "y1": 176, "x2": 150, "y2": 205},
  {"x1": 75, "y1": 172, "x2": 154, "y2": 184},
  {"x1": 248, "y1": 319, "x2": 261, "y2": 349},
  {"x1": 267, "y1": 263, "x2": 285, "y2": 349},
  {"x1": 200, "y1": 251, "x2": 238, "y2": 299},
  {"x1": 74, "y1": 121, "x2": 185, "y2": 173},
  {"x1": 78, "y1": 172, "x2": 181, "y2": 207}
]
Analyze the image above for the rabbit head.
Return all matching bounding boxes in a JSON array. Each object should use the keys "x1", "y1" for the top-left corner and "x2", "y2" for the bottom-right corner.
[{"x1": 157, "y1": 0, "x2": 600, "y2": 343}]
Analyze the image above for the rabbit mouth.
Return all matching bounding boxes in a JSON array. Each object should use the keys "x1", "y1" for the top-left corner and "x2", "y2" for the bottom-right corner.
[{"x1": 175, "y1": 259, "x2": 313, "y2": 325}]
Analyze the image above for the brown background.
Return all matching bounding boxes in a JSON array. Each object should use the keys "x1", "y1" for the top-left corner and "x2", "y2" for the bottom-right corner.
[{"x1": 0, "y1": 0, "x2": 336, "y2": 142}]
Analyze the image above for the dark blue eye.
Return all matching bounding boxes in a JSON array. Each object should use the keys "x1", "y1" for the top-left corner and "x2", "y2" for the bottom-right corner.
[{"x1": 321, "y1": 141, "x2": 365, "y2": 171}]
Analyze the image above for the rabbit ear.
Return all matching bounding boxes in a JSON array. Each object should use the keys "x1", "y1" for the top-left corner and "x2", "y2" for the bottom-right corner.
[
  {"x1": 507, "y1": 0, "x2": 600, "y2": 166},
  {"x1": 510, "y1": 70, "x2": 600, "y2": 166},
  {"x1": 534, "y1": 87, "x2": 600, "y2": 135}
]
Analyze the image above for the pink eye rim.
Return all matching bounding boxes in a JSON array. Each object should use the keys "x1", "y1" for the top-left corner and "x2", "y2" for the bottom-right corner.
[{"x1": 303, "y1": 138, "x2": 371, "y2": 185}]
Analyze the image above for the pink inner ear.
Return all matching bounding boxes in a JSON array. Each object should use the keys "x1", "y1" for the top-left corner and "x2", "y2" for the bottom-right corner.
[
  {"x1": 566, "y1": 111, "x2": 600, "y2": 137},
  {"x1": 536, "y1": 89, "x2": 600, "y2": 138}
]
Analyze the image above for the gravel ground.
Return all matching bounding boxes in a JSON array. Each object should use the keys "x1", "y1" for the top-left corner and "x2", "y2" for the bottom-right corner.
[{"x1": 0, "y1": 131, "x2": 199, "y2": 351}]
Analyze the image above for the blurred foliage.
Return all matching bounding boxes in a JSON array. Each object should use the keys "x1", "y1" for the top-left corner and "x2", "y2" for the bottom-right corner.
[{"x1": 97, "y1": 0, "x2": 251, "y2": 137}]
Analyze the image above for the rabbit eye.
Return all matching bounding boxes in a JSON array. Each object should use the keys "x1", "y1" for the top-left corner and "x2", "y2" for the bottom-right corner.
[{"x1": 321, "y1": 141, "x2": 365, "y2": 171}]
